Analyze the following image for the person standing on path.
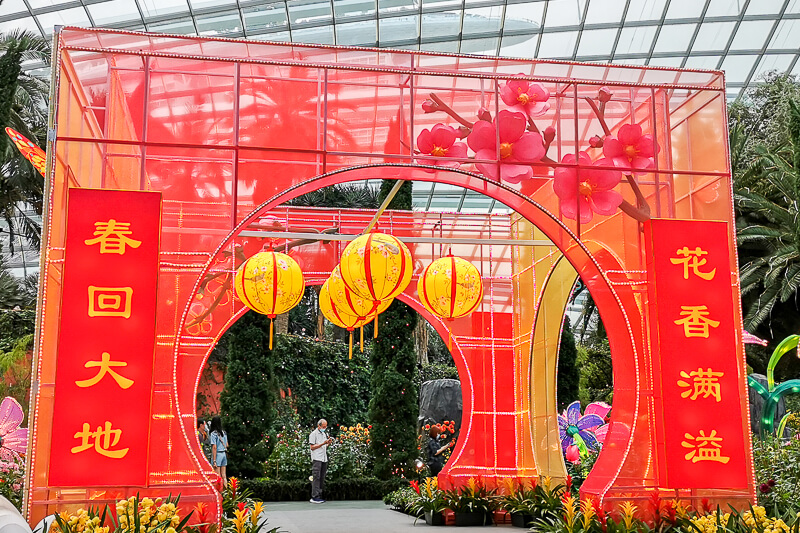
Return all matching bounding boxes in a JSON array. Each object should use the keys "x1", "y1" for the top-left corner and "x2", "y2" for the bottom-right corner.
[
  {"x1": 209, "y1": 416, "x2": 229, "y2": 489},
  {"x1": 309, "y1": 419, "x2": 333, "y2": 504}
]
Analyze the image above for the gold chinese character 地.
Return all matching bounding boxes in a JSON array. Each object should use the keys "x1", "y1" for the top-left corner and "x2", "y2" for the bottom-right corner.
[
  {"x1": 88, "y1": 286, "x2": 133, "y2": 318},
  {"x1": 677, "y1": 368, "x2": 724, "y2": 402},
  {"x1": 681, "y1": 429, "x2": 730, "y2": 464},
  {"x1": 674, "y1": 305, "x2": 720, "y2": 338},
  {"x1": 75, "y1": 352, "x2": 134, "y2": 389},
  {"x1": 84, "y1": 219, "x2": 141, "y2": 255},
  {"x1": 71, "y1": 421, "x2": 129, "y2": 459},
  {"x1": 669, "y1": 247, "x2": 716, "y2": 280}
]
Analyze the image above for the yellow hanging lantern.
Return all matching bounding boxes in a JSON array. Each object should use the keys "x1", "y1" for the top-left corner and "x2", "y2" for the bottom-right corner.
[
  {"x1": 339, "y1": 232, "x2": 413, "y2": 336},
  {"x1": 234, "y1": 250, "x2": 305, "y2": 349},
  {"x1": 329, "y1": 265, "x2": 393, "y2": 351},
  {"x1": 319, "y1": 279, "x2": 370, "y2": 359},
  {"x1": 417, "y1": 254, "x2": 483, "y2": 348}
]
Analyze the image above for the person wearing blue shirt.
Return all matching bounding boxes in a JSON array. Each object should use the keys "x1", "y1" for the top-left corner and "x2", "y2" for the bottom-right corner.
[{"x1": 209, "y1": 416, "x2": 229, "y2": 488}]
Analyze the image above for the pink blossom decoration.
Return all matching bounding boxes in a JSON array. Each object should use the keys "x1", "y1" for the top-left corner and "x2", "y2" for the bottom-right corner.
[
  {"x1": 467, "y1": 110, "x2": 545, "y2": 183},
  {"x1": 603, "y1": 123, "x2": 660, "y2": 176},
  {"x1": 500, "y1": 77, "x2": 550, "y2": 118},
  {"x1": 553, "y1": 152, "x2": 623, "y2": 223},
  {"x1": 565, "y1": 445, "x2": 581, "y2": 464},
  {"x1": 0, "y1": 397, "x2": 28, "y2": 461},
  {"x1": 416, "y1": 124, "x2": 468, "y2": 169}
]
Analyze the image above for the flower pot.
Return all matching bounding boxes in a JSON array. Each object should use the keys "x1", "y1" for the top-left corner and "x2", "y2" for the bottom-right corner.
[
  {"x1": 425, "y1": 510, "x2": 446, "y2": 526},
  {"x1": 454, "y1": 511, "x2": 489, "y2": 527},
  {"x1": 511, "y1": 512, "x2": 534, "y2": 528}
]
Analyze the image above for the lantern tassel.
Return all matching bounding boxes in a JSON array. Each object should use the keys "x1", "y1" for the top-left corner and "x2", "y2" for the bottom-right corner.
[
  {"x1": 374, "y1": 315, "x2": 379, "y2": 338},
  {"x1": 269, "y1": 318, "x2": 274, "y2": 350},
  {"x1": 349, "y1": 331, "x2": 353, "y2": 360},
  {"x1": 360, "y1": 325, "x2": 364, "y2": 353},
  {"x1": 448, "y1": 329, "x2": 452, "y2": 351}
]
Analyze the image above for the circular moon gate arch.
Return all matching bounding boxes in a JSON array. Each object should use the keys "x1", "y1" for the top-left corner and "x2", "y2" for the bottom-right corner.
[{"x1": 173, "y1": 164, "x2": 659, "y2": 517}]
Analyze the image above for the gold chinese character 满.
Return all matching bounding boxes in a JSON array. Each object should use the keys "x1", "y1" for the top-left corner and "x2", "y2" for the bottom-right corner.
[
  {"x1": 88, "y1": 286, "x2": 133, "y2": 318},
  {"x1": 677, "y1": 368, "x2": 724, "y2": 402},
  {"x1": 669, "y1": 247, "x2": 716, "y2": 281},
  {"x1": 75, "y1": 352, "x2": 134, "y2": 389},
  {"x1": 674, "y1": 305, "x2": 720, "y2": 338},
  {"x1": 84, "y1": 219, "x2": 142, "y2": 255},
  {"x1": 681, "y1": 430, "x2": 730, "y2": 464},
  {"x1": 71, "y1": 421, "x2": 129, "y2": 459}
]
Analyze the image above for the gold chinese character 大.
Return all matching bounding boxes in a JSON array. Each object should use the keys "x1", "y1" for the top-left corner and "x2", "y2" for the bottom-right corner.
[
  {"x1": 674, "y1": 305, "x2": 720, "y2": 338},
  {"x1": 71, "y1": 421, "x2": 129, "y2": 459},
  {"x1": 677, "y1": 368, "x2": 724, "y2": 402},
  {"x1": 88, "y1": 286, "x2": 133, "y2": 318},
  {"x1": 84, "y1": 219, "x2": 142, "y2": 255},
  {"x1": 75, "y1": 352, "x2": 134, "y2": 389},
  {"x1": 681, "y1": 430, "x2": 730, "y2": 464},
  {"x1": 669, "y1": 247, "x2": 716, "y2": 281}
]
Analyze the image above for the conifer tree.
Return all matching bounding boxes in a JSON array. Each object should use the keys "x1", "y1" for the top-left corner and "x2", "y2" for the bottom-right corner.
[{"x1": 557, "y1": 316, "x2": 580, "y2": 410}]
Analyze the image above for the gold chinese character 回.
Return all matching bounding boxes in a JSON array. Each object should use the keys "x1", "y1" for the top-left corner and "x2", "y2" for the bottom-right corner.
[
  {"x1": 681, "y1": 430, "x2": 730, "y2": 464},
  {"x1": 674, "y1": 305, "x2": 720, "y2": 338},
  {"x1": 71, "y1": 421, "x2": 129, "y2": 459},
  {"x1": 677, "y1": 368, "x2": 724, "y2": 402},
  {"x1": 75, "y1": 352, "x2": 134, "y2": 389},
  {"x1": 84, "y1": 219, "x2": 142, "y2": 255},
  {"x1": 88, "y1": 286, "x2": 133, "y2": 318},
  {"x1": 669, "y1": 247, "x2": 716, "y2": 281}
]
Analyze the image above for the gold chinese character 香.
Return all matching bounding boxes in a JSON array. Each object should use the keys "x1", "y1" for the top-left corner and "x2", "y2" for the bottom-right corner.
[
  {"x1": 677, "y1": 368, "x2": 724, "y2": 402},
  {"x1": 669, "y1": 247, "x2": 716, "y2": 281},
  {"x1": 71, "y1": 421, "x2": 129, "y2": 459},
  {"x1": 674, "y1": 305, "x2": 720, "y2": 338},
  {"x1": 84, "y1": 220, "x2": 142, "y2": 255}
]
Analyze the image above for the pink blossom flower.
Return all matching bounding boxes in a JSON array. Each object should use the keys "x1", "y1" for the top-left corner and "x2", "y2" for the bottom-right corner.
[
  {"x1": 565, "y1": 445, "x2": 581, "y2": 464},
  {"x1": 500, "y1": 77, "x2": 550, "y2": 118},
  {"x1": 467, "y1": 110, "x2": 545, "y2": 183},
  {"x1": 602, "y1": 123, "x2": 659, "y2": 176},
  {"x1": 0, "y1": 397, "x2": 28, "y2": 462},
  {"x1": 553, "y1": 152, "x2": 623, "y2": 223},
  {"x1": 416, "y1": 124, "x2": 468, "y2": 169}
]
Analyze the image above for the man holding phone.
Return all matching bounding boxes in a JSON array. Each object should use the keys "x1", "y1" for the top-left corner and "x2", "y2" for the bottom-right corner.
[{"x1": 309, "y1": 419, "x2": 333, "y2": 504}]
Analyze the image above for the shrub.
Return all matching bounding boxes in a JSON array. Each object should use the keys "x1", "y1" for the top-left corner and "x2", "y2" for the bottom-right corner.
[
  {"x1": 241, "y1": 477, "x2": 404, "y2": 502},
  {"x1": 383, "y1": 485, "x2": 418, "y2": 514},
  {"x1": 0, "y1": 457, "x2": 24, "y2": 510},
  {"x1": 414, "y1": 364, "x2": 458, "y2": 388},
  {"x1": 753, "y1": 434, "x2": 800, "y2": 513}
]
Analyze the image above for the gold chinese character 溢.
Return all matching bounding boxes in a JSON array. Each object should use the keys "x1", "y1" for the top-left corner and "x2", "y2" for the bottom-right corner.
[
  {"x1": 669, "y1": 247, "x2": 716, "y2": 281},
  {"x1": 681, "y1": 430, "x2": 730, "y2": 464},
  {"x1": 88, "y1": 286, "x2": 133, "y2": 318},
  {"x1": 75, "y1": 352, "x2": 134, "y2": 389},
  {"x1": 71, "y1": 421, "x2": 129, "y2": 459},
  {"x1": 677, "y1": 368, "x2": 724, "y2": 402},
  {"x1": 674, "y1": 305, "x2": 720, "y2": 338},
  {"x1": 84, "y1": 219, "x2": 142, "y2": 255}
]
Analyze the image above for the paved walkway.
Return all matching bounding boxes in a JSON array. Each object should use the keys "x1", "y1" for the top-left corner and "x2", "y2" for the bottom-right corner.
[{"x1": 262, "y1": 500, "x2": 515, "y2": 533}]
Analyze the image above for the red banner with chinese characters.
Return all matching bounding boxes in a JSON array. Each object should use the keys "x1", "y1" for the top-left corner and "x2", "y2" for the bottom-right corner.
[
  {"x1": 645, "y1": 219, "x2": 748, "y2": 489},
  {"x1": 49, "y1": 188, "x2": 161, "y2": 487}
]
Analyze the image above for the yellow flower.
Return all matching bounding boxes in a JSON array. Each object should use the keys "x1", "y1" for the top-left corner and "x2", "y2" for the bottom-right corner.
[
  {"x1": 251, "y1": 502, "x2": 264, "y2": 525},
  {"x1": 619, "y1": 501, "x2": 637, "y2": 530}
]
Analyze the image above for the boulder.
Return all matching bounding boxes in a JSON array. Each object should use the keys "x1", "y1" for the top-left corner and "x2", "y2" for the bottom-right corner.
[
  {"x1": 748, "y1": 373, "x2": 787, "y2": 435},
  {"x1": 419, "y1": 379, "x2": 462, "y2": 429}
]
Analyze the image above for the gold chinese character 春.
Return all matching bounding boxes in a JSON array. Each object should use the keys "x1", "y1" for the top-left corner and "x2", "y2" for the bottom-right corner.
[
  {"x1": 71, "y1": 421, "x2": 129, "y2": 459},
  {"x1": 75, "y1": 352, "x2": 134, "y2": 389},
  {"x1": 84, "y1": 219, "x2": 142, "y2": 255},
  {"x1": 681, "y1": 430, "x2": 730, "y2": 464},
  {"x1": 677, "y1": 368, "x2": 724, "y2": 402},
  {"x1": 669, "y1": 247, "x2": 716, "y2": 281},
  {"x1": 88, "y1": 286, "x2": 133, "y2": 318},
  {"x1": 674, "y1": 305, "x2": 720, "y2": 338}
]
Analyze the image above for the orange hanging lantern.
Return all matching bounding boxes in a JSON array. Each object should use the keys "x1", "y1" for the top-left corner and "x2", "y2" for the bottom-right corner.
[
  {"x1": 319, "y1": 279, "x2": 370, "y2": 359},
  {"x1": 339, "y1": 232, "x2": 412, "y2": 337},
  {"x1": 417, "y1": 254, "x2": 483, "y2": 348},
  {"x1": 329, "y1": 265, "x2": 392, "y2": 351},
  {"x1": 234, "y1": 250, "x2": 305, "y2": 349}
]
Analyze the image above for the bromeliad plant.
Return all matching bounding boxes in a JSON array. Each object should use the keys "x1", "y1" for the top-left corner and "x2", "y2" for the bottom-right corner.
[
  {"x1": 442, "y1": 477, "x2": 498, "y2": 517},
  {"x1": 51, "y1": 495, "x2": 192, "y2": 533},
  {"x1": 409, "y1": 477, "x2": 448, "y2": 516}
]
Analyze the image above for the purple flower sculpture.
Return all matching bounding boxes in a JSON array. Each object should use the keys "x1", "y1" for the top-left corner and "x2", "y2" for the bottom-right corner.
[
  {"x1": 558, "y1": 401, "x2": 610, "y2": 455},
  {"x1": 0, "y1": 397, "x2": 28, "y2": 461}
]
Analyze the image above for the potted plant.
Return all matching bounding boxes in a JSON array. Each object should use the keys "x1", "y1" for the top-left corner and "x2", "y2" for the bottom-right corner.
[
  {"x1": 410, "y1": 478, "x2": 448, "y2": 526},
  {"x1": 501, "y1": 478, "x2": 537, "y2": 528},
  {"x1": 444, "y1": 477, "x2": 497, "y2": 526}
]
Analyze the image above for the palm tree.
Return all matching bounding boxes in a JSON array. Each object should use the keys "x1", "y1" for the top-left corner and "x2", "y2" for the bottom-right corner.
[
  {"x1": 734, "y1": 99, "x2": 800, "y2": 334},
  {"x1": 0, "y1": 30, "x2": 50, "y2": 253}
]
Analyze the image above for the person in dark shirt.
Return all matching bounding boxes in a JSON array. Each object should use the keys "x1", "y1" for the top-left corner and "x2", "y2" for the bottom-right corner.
[{"x1": 426, "y1": 426, "x2": 454, "y2": 476}]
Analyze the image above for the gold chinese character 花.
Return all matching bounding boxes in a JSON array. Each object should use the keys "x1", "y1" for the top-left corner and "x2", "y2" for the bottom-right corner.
[
  {"x1": 71, "y1": 421, "x2": 129, "y2": 459},
  {"x1": 677, "y1": 368, "x2": 724, "y2": 402},
  {"x1": 84, "y1": 219, "x2": 142, "y2": 255},
  {"x1": 88, "y1": 286, "x2": 133, "y2": 318},
  {"x1": 674, "y1": 305, "x2": 720, "y2": 338},
  {"x1": 669, "y1": 247, "x2": 716, "y2": 281},
  {"x1": 75, "y1": 352, "x2": 134, "y2": 389},
  {"x1": 681, "y1": 430, "x2": 730, "y2": 464}
]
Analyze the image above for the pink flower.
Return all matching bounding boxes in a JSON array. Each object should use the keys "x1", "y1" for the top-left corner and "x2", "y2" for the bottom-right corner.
[
  {"x1": 553, "y1": 152, "x2": 623, "y2": 223},
  {"x1": 468, "y1": 110, "x2": 545, "y2": 183},
  {"x1": 500, "y1": 77, "x2": 550, "y2": 118},
  {"x1": 598, "y1": 87, "x2": 613, "y2": 103},
  {"x1": 0, "y1": 397, "x2": 27, "y2": 462},
  {"x1": 416, "y1": 124, "x2": 468, "y2": 170},
  {"x1": 602, "y1": 123, "x2": 659, "y2": 176},
  {"x1": 565, "y1": 445, "x2": 581, "y2": 464}
]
